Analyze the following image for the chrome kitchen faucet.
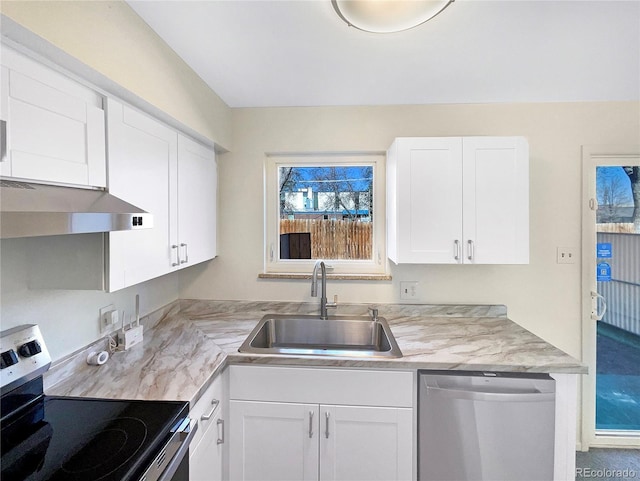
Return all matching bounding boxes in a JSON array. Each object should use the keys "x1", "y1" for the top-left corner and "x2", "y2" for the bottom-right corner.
[{"x1": 310, "y1": 261, "x2": 337, "y2": 320}]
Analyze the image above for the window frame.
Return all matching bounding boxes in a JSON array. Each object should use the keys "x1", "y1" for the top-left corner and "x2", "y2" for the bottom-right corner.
[{"x1": 264, "y1": 152, "x2": 387, "y2": 275}]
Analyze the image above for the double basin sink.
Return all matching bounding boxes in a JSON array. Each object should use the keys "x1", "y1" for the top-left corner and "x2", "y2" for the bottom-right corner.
[{"x1": 239, "y1": 314, "x2": 402, "y2": 358}]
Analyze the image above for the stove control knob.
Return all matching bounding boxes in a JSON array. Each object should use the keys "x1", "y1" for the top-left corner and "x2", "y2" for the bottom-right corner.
[
  {"x1": 1, "y1": 349, "x2": 19, "y2": 369},
  {"x1": 18, "y1": 340, "x2": 42, "y2": 358}
]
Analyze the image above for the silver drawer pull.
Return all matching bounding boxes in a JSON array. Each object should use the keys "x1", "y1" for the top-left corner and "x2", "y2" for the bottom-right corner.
[
  {"x1": 200, "y1": 399, "x2": 220, "y2": 421},
  {"x1": 217, "y1": 418, "x2": 225, "y2": 445},
  {"x1": 454, "y1": 239, "x2": 460, "y2": 261},
  {"x1": 308, "y1": 410, "x2": 314, "y2": 438},
  {"x1": 467, "y1": 239, "x2": 474, "y2": 261}
]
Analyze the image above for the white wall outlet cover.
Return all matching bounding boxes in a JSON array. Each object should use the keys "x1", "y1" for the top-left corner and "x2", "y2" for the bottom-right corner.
[
  {"x1": 99, "y1": 304, "x2": 116, "y2": 331},
  {"x1": 557, "y1": 247, "x2": 577, "y2": 264},
  {"x1": 400, "y1": 281, "x2": 418, "y2": 300}
]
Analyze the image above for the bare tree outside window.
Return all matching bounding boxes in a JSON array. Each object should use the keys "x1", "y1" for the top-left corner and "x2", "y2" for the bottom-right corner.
[
  {"x1": 277, "y1": 165, "x2": 374, "y2": 260},
  {"x1": 596, "y1": 166, "x2": 638, "y2": 233}
]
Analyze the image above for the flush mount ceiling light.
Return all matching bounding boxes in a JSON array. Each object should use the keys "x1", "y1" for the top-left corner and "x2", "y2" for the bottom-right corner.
[{"x1": 331, "y1": 0, "x2": 454, "y2": 33}]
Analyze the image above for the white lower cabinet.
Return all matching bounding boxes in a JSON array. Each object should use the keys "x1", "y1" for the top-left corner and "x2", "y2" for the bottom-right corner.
[
  {"x1": 229, "y1": 401, "x2": 319, "y2": 481},
  {"x1": 190, "y1": 408, "x2": 224, "y2": 481},
  {"x1": 228, "y1": 366, "x2": 414, "y2": 481},
  {"x1": 320, "y1": 404, "x2": 413, "y2": 481},
  {"x1": 190, "y1": 373, "x2": 226, "y2": 481}
]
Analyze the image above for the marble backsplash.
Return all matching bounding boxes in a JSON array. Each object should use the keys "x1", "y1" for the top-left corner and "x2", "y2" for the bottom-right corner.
[
  {"x1": 44, "y1": 300, "x2": 180, "y2": 390},
  {"x1": 178, "y1": 299, "x2": 508, "y2": 320}
]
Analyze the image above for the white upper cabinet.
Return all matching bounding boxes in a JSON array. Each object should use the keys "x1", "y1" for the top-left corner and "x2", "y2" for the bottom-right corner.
[
  {"x1": 106, "y1": 99, "x2": 178, "y2": 291},
  {"x1": 0, "y1": 45, "x2": 106, "y2": 187},
  {"x1": 177, "y1": 135, "x2": 217, "y2": 266},
  {"x1": 387, "y1": 136, "x2": 529, "y2": 264},
  {"x1": 106, "y1": 99, "x2": 217, "y2": 291},
  {"x1": 462, "y1": 137, "x2": 529, "y2": 264}
]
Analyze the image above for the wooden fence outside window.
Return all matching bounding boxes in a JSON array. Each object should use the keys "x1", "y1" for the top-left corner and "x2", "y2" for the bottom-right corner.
[{"x1": 280, "y1": 219, "x2": 372, "y2": 260}]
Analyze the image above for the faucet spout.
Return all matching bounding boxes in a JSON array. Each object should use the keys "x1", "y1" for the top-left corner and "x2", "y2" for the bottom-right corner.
[{"x1": 310, "y1": 260, "x2": 335, "y2": 320}]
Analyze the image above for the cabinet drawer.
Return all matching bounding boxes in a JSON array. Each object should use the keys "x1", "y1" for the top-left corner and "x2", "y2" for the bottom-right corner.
[
  {"x1": 230, "y1": 366, "x2": 414, "y2": 408},
  {"x1": 190, "y1": 372, "x2": 224, "y2": 448}
]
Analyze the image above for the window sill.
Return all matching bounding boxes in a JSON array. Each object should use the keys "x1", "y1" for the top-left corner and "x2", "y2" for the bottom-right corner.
[{"x1": 258, "y1": 273, "x2": 392, "y2": 281}]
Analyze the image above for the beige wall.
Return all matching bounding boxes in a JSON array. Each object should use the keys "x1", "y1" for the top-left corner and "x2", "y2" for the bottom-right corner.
[
  {"x1": 0, "y1": 235, "x2": 181, "y2": 361},
  {"x1": 0, "y1": 0, "x2": 232, "y2": 150},
  {"x1": 0, "y1": 0, "x2": 230, "y2": 361},
  {"x1": 180, "y1": 101, "x2": 640, "y2": 358},
  {"x1": 1, "y1": 0, "x2": 638, "y2": 363}
]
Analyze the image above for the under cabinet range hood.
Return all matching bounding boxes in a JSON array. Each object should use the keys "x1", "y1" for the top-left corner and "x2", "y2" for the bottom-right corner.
[{"x1": 0, "y1": 180, "x2": 153, "y2": 239}]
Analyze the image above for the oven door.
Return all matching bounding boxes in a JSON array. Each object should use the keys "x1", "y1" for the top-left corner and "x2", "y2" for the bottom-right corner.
[{"x1": 140, "y1": 418, "x2": 198, "y2": 481}]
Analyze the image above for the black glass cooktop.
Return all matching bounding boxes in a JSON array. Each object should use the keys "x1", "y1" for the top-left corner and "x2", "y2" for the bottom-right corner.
[{"x1": 1, "y1": 395, "x2": 188, "y2": 481}]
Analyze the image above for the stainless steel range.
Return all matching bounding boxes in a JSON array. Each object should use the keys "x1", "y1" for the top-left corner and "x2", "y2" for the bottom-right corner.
[{"x1": 0, "y1": 325, "x2": 196, "y2": 481}]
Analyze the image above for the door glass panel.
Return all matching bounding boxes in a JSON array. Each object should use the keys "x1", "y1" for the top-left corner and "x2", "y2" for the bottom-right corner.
[{"x1": 595, "y1": 166, "x2": 640, "y2": 432}]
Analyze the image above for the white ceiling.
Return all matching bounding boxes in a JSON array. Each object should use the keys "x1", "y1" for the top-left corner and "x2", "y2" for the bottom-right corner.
[{"x1": 127, "y1": 0, "x2": 640, "y2": 108}]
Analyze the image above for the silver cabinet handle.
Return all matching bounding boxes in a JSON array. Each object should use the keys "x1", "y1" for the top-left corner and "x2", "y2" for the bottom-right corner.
[
  {"x1": 200, "y1": 399, "x2": 220, "y2": 421},
  {"x1": 180, "y1": 242, "x2": 189, "y2": 264},
  {"x1": 454, "y1": 240, "x2": 460, "y2": 261},
  {"x1": 216, "y1": 418, "x2": 224, "y2": 445},
  {"x1": 0, "y1": 120, "x2": 6, "y2": 163},
  {"x1": 467, "y1": 240, "x2": 474, "y2": 261},
  {"x1": 309, "y1": 410, "x2": 314, "y2": 438},
  {"x1": 171, "y1": 244, "x2": 180, "y2": 266},
  {"x1": 325, "y1": 412, "x2": 330, "y2": 439}
]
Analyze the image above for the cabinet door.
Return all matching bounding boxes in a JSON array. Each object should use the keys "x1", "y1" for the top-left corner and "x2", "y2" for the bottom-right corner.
[
  {"x1": 462, "y1": 137, "x2": 529, "y2": 264},
  {"x1": 1, "y1": 46, "x2": 105, "y2": 186},
  {"x1": 319, "y1": 405, "x2": 412, "y2": 481},
  {"x1": 229, "y1": 400, "x2": 319, "y2": 481},
  {"x1": 190, "y1": 410, "x2": 224, "y2": 481},
  {"x1": 106, "y1": 99, "x2": 178, "y2": 291},
  {"x1": 389, "y1": 137, "x2": 463, "y2": 264},
  {"x1": 177, "y1": 134, "x2": 217, "y2": 266}
]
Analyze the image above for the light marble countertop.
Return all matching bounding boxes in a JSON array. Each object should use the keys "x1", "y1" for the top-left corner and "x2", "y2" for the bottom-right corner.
[{"x1": 45, "y1": 300, "x2": 586, "y2": 406}]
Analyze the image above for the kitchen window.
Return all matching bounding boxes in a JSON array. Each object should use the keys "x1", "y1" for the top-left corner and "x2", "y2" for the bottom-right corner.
[{"x1": 264, "y1": 153, "x2": 386, "y2": 276}]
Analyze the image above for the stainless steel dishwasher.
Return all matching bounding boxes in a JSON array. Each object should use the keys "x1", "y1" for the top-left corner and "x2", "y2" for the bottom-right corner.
[{"x1": 418, "y1": 370, "x2": 556, "y2": 481}]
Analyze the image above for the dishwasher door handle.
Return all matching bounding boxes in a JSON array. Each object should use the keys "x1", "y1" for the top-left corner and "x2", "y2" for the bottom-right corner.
[{"x1": 426, "y1": 385, "x2": 555, "y2": 403}]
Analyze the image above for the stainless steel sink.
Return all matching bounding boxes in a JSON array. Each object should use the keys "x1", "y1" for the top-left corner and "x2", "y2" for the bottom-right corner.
[{"x1": 238, "y1": 314, "x2": 402, "y2": 358}]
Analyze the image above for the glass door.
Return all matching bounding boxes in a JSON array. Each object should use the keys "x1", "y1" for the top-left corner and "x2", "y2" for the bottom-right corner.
[
  {"x1": 582, "y1": 148, "x2": 640, "y2": 448},
  {"x1": 594, "y1": 166, "x2": 640, "y2": 433}
]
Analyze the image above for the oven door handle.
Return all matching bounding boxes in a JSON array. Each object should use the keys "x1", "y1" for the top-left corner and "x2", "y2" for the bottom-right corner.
[{"x1": 156, "y1": 419, "x2": 198, "y2": 481}]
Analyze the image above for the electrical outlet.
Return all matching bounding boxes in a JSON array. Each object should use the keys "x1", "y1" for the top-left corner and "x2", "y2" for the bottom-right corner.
[
  {"x1": 557, "y1": 247, "x2": 577, "y2": 264},
  {"x1": 99, "y1": 304, "x2": 117, "y2": 332},
  {"x1": 400, "y1": 281, "x2": 418, "y2": 300}
]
